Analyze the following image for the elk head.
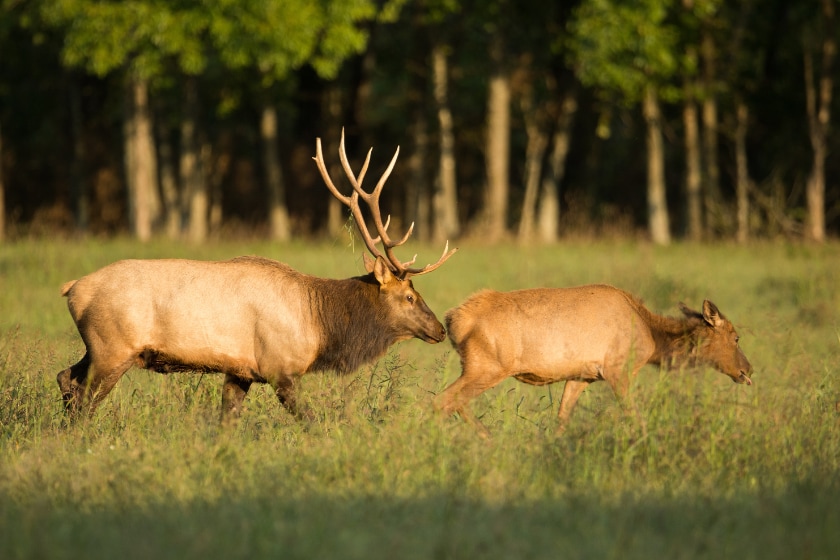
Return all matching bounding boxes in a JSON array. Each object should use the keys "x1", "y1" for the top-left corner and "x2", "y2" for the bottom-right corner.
[
  {"x1": 313, "y1": 130, "x2": 457, "y2": 343},
  {"x1": 680, "y1": 300, "x2": 753, "y2": 385}
]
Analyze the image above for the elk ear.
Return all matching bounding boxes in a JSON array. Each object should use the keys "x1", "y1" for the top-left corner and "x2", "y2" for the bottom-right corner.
[
  {"x1": 702, "y1": 300, "x2": 724, "y2": 328},
  {"x1": 679, "y1": 302, "x2": 702, "y2": 319},
  {"x1": 363, "y1": 252, "x2": 376, "y2": 273},
  {"x1": 372, "y1": 256, "x2": 396, "y2": 286}
]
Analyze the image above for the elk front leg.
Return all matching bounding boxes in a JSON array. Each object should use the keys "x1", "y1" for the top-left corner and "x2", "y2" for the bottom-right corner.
[
  {"x1": 221, "y1": 374, "x2": 252, "y2": 423},
  {"x1": 556, "y1": 379, "x2": 591, "y2": 435},
  {"x1": 273, "y1": 374, "x2": 313, "y2": 421},
  {"x1": 604, "y1": 363, "x2": 647, "y2": 436},
  {"x1": 434, "y1": 367, "x2": 509, "y2": 438}
]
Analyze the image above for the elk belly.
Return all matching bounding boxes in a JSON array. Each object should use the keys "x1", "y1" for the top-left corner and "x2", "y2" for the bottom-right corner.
[
  {"x1": 137, "y1": 346, "x2": 263, "y2": 381},
  {"x1": 512, "y1": 359, "x2": 605, "y2": 385}
]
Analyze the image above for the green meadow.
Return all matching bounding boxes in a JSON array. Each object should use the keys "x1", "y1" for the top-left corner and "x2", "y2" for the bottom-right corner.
[{"x1": 1, "y1": 238, "x2": 839, "y2": 559}]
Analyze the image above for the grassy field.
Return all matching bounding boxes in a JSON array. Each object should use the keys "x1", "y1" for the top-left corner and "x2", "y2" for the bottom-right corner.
[{"x1": 1, "y1": 238, "x2": 838, "y2": 559}]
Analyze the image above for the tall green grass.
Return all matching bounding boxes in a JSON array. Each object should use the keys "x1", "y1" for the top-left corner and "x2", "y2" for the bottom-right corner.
[{"x1": 1, "y1": 238, "x2": 839, "y2": 558}]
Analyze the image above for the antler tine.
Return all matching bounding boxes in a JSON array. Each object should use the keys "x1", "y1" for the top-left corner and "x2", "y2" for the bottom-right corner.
[
  {"x1": 362, "y1": 146, "x2": 417, "y2": 276},
  {"x1": 380, "y1": 220, "x2": 415, "y2": 273},
  {"x1": 402, "y1": 241, "x2": 459, "y2": 278},
  {"x1": 336, "y1": 132, "x2": 410, "y2": 276},
  {"x1": 315, "y1": 129, "x2": 457, "y2": 278},
  {"x1": 395, "y1": 221, "x2": 414, "y2": 246},
  {"x1": 338, "y1": 131, "x2": 383, "y2": 246},
  {"x1": 338, "y1": 130, "x2": 372, "y2": 194},
  {"x1": 368, "y1": 148, "x2": 401, "y2": 246},
  {"x1": 372, "y1": 144, "x2": 400, "y2": 198},
  {"x1": 342, "y1": 138, "x2": 401, "y2": 248},
  {"x1": 314, "y1": 134, "x2": 384, "y2": 260},
  {"x1": 314, "y1": 137, "x2": 351, "y2": 206}
]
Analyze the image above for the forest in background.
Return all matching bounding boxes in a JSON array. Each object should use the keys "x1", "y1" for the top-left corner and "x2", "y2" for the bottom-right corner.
[{"x1": 0, "y1": 0, "x2": 837, "y2": 245}]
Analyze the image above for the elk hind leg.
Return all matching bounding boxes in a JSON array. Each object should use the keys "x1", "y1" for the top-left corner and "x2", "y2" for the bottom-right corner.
[
  {"x1": 79, "y1": 354, "x2": 135, "y2": 417},
  {"x1": 221, "y1": 374, "x2": 252, "y2": 424},
  {"x1": 57, "y1": 352, "x2": 91, "y2": 415},
  {"x1": 556, "y1": 379, "x2": 591, "y2": 436}
]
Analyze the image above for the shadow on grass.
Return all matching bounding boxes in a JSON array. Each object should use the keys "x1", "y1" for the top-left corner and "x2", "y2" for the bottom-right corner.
[{"x1": 2, "y1": 480, "x2": 838, "y2": 560}]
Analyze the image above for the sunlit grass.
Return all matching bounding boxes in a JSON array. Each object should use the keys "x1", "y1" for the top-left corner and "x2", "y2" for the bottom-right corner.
[{"x1": 1, "y1": 238, "x2": 839, "y2": 558}]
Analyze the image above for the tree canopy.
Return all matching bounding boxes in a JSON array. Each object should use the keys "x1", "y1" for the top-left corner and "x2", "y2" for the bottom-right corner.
[{"x1": 1, "y1": 0, "x2": 837, "y2": 242}]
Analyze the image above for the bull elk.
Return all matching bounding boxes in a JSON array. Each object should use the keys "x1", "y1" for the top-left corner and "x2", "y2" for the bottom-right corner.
[
  {"x1": 437, "y1": 284, "x2": 752, "y2": 437},
  {"x1": 57, "y1": 131, "x2": 456, "y2": 422}
]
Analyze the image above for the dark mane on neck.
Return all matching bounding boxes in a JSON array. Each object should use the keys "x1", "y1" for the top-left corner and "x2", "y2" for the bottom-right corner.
[
  {"x1": 306, "y1": 274, "x2": 399, "y2": 374},
  {"x1": 623, "y1": 292, "x2": 708, "y2": 366}
]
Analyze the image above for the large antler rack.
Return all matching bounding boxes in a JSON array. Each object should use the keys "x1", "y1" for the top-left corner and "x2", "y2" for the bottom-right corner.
[{"x1": 314, "y1": 129, "x2": 457, "y2": 279}]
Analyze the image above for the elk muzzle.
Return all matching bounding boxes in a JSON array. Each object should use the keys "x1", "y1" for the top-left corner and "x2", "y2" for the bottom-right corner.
[
  {"x1": 730, "y1": 348, "x2": 753, "y2": 385},
  {"x1": 423, "y1": 320, "x2": 447, "y2": 344},
  {"x1": 415, "y1": 308, "x2": 446, "y2": 343}
]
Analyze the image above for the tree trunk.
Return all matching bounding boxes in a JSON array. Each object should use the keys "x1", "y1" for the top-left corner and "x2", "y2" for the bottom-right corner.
[
  {"x1": 803, "y1": 0, "x2": 835, "y2": 243},
  {"x1": 642, "y1": 85, "x2": 671, "y2": 245},
  {"x1": 683, "y1": 72, "x2": 703, "y2": 241},
  {"x1": 406, "y1": 25, "x2": 431, "y2": 242},
  {"x1": 354, "y1": 49, "x2": 376, "y2": 133},
  {"x1": 200, "y1": 140, "x2": 216, "y2": 237},
  {"x1": 157, "y1": 122, "x2": 181, "y2": 239},
  {"x1": 69, "y1": 76, "x2": 88, "y2": 232},
  {"x1": 209, "y1": 131, "x2": 232, "y2": 236},
  {"x1": 124, "y1": 77, "x2": 160, "y2": 242},
  {"x1": 701, "y1": 29, "x2": 721, "y2": 235},
  {"x1": 431, "y1": 43, "x2": 459, "y2": 242},
  {"x1": 482, "y1": 38, "x2": 510, "y2": 241},
  {"x1": 181, "y1": 77, "x2": 207, "y2": 244},
  {"x1": 323, "y1": 83, "x2": 344, "y2": 238},
  {"x1": 407, "y1": 112, "x2": 431, "y2": 241},
  {"x1": 537, "y1": 89, "x2": 578, "y2": 243},
  {"x1": 0, "y1": 119, "x2": 5, "y2": 242},
  {"x1": 260, "y1": 100, "x2": 291, "y2": 241},
  {"x1": 517, "y1": 83, "x2": 548, "y2": 242},
  {"x1": 735, "y1": 99, "x2": 751, "y2": 243}
]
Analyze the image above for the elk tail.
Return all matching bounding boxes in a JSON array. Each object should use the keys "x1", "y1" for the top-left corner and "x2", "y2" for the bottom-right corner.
[
  {"x1": 60, "y1": 280, "x2": 78, "y2": 297},
  {"x1": 444, "y1": 306, "x2": 473, "y2": 346}
]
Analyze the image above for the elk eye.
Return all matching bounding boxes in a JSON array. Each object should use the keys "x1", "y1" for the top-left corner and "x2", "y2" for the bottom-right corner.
[
  {"x1": 735, "y1": 336, "x2": 740, "y2": 344},
  {"x1": 406, "y1": 294, "x2": 414, "y2": 304}
]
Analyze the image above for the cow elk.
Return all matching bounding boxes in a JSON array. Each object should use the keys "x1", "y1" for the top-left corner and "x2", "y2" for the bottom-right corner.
[
  {"x1": 437, "y1": 285, "x2": 752, "y2": 437},
  {"x1": 57, "y1": 130, "x2": 456, "y2": 422}
]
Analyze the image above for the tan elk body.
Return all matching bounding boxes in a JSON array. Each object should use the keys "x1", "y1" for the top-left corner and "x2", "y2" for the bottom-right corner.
[
  {"x1": 437, "y1": 284, "x2": 752, "y2": 436},
  {"x1": 57, "y1": 131, "x2": 456, "y2": 421}
]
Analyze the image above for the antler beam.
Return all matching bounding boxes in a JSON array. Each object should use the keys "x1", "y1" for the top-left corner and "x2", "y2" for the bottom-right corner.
[{"x1": 313, "y1": 129, "x2": 456, "y2": 278}]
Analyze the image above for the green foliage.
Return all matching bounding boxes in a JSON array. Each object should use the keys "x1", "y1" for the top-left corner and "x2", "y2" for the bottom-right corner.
[
  {"x1": 417, "y1": 0, "x2": 462, "y2": 24},
  {"x1": 207, "y1": 0, "x2": 321, "y2": 82},
  {"x1": 41, "y1": 0, "x2": 208, "y2": 77},
  {"x1": 39, "y1": 0, "x2": 376, "y2": 81},
  {"x1": 1, "y1": 239, "x2": 839, "y2": 557},
  {"x1": 4, "y1": 0, "x2": 837, "y2": 240},
  {"x1": 569, "y1": 0, "x2": 682, "y2": 103},
  {"x1": 310, "y1": 0, "x2": 376, "y2": 79}
]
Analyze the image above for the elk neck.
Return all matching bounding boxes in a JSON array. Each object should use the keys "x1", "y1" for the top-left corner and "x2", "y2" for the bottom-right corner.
[
  {"x1": 641, "y1": 308, "x2": 708, "y2": 370},
  {"x1": 306, "y1": 273, "x2": 402, "y2": 374}
]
